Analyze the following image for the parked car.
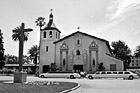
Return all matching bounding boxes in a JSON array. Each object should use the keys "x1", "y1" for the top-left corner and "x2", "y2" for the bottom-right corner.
[
  {"x1": 130, "y1": 70, "x2": 140, "y2": 77},
  {"x1": 39, "y1": 71, "x2": 81, "y2": 79},
  {"x1": 86, "y1": 71, "x2": 139, "y2": 80}
]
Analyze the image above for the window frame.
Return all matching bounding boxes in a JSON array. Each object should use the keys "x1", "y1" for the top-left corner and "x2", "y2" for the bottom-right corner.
[
  {"x1": 44, "y1": 31, "x2": 46, "y2": 38},
  {"x1": 77, "y1": 50, "x2": 80, "y2": 55},
  {"x1": 118, "y1": 72, "x2": 123, "y2": 74},
  {"x1": 46, "y1": 46, "x2": 48, "y2": 52},
  {"x1": 101, "y1": 72, "x2": 106, "y2": 74},
  {"x1": 49, "y1": 31, "x2": 52, "y2": 38},
  {"x1": 56, "y1": 32, "x2": 57, "y2": 39}
]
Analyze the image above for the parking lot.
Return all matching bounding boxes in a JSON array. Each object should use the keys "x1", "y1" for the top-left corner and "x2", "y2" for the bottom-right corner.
[{"x1": 0, "y1": 76, "x2": 140, "y2": 93}]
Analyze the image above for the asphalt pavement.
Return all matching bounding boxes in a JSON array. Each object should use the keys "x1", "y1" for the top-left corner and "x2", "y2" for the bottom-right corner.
[{"x1": 1, "y1": 76, "x2": 140, "y2": 93}]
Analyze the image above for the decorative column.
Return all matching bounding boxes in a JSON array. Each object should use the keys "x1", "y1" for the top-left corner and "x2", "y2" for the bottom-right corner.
[
  {"x1": 89, "y1": 40, "x2": 98, "y2": 72},
  {"x1": 89, "y1": 50, "x2": 92, "y2": 71},
  {"x1": 60, "y1": 41, "x2": 68, "y2": 71},
  {"x1": 70, "y1": 51, "x2": 74, "y2": 70},
  {"x1": 66, "y1": 51, "x2": 68, "y2": 71},
  {"x1": 60, "y1": 51, "x2": 62, "y2": 71},
  {"x1": 96, "y1": 50, "x2": 98, "y2": 71}
]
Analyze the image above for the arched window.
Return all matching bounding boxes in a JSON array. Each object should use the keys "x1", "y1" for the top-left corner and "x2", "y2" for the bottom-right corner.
[
  {"x1": 56, "y1": 32, "x2": 57, "y2": 38},
  {"x1": 77, "y1": 39, "x2": 80, "y2": 45},
  {"x1": 77, "y1": 50, "x2": 80, "y2": 55},
  {"x1": 93, "y1": 58, "x2": 95, "y2": 66},
  {"x1": 63, "y1": 59, "x2": 65, "y2": 66},
  {"x1": 58, "y1": 33, "x2": 60, "y2": 39},
  {"x1": 46, "y1": 46, "x2": 48, "y2": 52},
  {"x1": 44, "y1": 31, "x2": 46, "y2": 38},
  {"x1": 49, "y1": 31, "x2": 52, "y2": 38}
]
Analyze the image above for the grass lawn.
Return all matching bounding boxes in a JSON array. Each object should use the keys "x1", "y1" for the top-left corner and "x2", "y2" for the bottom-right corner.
[{"x1": 0, "y1": 80, "x2": 78, "y2": 93}]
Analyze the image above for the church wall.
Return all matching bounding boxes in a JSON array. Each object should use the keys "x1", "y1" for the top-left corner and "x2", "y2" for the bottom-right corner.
[
  {"x1": 105, "y1": 55, "x2": 124, "y2": 71},
  {"x1": 55, "y1": 33, "x2": 117, "y2": 72},
  {"x1": 39, "y1": 30, "x2": 58, "y2": 73}
]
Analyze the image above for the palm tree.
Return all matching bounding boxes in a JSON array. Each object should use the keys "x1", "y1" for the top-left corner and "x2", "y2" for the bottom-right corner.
[
  {"x1": 5, "y1": 54, "x2": 18, "y2": 64},
  {"x1": 28, "y1": 45, "x2": 39, "y2": 74},
  {"x1": 35, "y1": 17, "x2": 45, "y2": 71},
  {"x1": 35, "y1": 17, "x2": 46, "y2": 30},
  {"x1": 28, "y1": 45, "x2": 39, "y2": 64}
]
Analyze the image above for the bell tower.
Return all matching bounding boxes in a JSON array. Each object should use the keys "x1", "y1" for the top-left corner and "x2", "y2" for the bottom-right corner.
[{"x1": 39, "y1": 9, "x2": 61, "y2": 73}]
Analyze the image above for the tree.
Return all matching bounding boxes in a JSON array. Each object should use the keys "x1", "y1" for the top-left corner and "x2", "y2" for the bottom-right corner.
[
  {"x1": 111, "y1": 40, "x2": 131, "y2": 70},
  {"x1": 134, "y1": 46, "x2": 140, "y2": 57},
  {"x1": 22, "y1": 55, "x2": 31, "y2": 64},
  {"x1": 98, "y1": 63, "x2": 105, "y2": 71},
  {"x1": 12, "y1": 26, "x2": 29, "y2": 42},
  {"x1": 50, "y1": 63, "x2": 57, "y2": 71},
  {"x1": 28, "y1": 45, "x2": 39, "y2": 64},
  {"x1": 0, "y1": 29, "x2": 5, "y2": 69},
  {"x1": 35, "y1": 17, "x2": 46, "y2": 30},
  {"x1": 5, "y1": 54, "x2": 18, "y2": 64}
]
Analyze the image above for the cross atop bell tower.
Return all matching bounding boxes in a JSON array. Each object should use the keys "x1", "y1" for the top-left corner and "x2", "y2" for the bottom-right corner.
[{"x1": 49, "y1": 9, "x2": 53, "y2": 21}]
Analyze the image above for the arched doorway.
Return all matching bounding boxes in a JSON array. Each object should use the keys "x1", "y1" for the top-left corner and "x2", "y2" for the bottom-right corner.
[{"x1": 73, "y1": 65, "x2": 83, "y2": 72}]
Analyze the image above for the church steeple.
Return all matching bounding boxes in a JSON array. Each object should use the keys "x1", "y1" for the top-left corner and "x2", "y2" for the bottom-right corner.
[
  {"x1": 49, "y1": 9, "x2": 53, "y2": 21},
  {"x1": 42, "y1": 9, "x2": 61, "y2": 33}
]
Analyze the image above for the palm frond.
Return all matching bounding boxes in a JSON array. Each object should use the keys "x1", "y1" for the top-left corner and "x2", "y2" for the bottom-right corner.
[
  {"x1": 12, "y1": 26, "x2": 29, "y2": 42},
  {"x1": 35, "y1": 17, "x2": 46, "y2": 29}
]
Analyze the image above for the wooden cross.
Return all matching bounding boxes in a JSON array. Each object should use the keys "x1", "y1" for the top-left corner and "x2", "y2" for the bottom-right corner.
[{"x1": 13, "y1": 23, "x2": 33, "y2": 72}]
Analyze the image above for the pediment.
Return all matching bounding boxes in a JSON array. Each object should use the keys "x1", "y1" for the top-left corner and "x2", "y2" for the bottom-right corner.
[
  {"x1": 60, "y1": 41, "x2": 68, "y2": 49},
  {"x1": 89, "y1": 40, "x2": 98, "y2": 49}
]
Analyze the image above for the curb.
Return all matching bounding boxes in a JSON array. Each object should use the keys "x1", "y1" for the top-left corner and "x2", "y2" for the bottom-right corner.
[{"x1": 60, "y1": 83, "x2": 81, "y2": 93}]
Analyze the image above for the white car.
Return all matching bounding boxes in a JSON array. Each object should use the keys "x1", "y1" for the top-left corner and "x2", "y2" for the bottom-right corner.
[
  {"x1": 86, "y1": 71, "x2": 139, "y2": 80},
  {"x1": 39, "y1": 71, "x2": 81, "y2": 79}
]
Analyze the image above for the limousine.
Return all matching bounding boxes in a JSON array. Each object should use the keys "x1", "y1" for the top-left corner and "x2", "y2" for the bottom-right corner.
[
  {"x1": 86, "y1": 71, "x2": 139, "y2": 80},
  {"x1": 39, "y1": 71, "x2": 81, "y2": 79}
]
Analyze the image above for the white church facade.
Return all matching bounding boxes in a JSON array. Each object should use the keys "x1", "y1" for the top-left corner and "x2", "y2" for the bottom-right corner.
[{"x1": 39, "y1": 12, "x2": 124, "y2": 73}]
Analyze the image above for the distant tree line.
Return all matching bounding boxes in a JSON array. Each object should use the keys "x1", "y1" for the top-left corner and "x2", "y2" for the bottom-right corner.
[{"x1": 111, "y1": 40, "x2": 140, "y2": 70}]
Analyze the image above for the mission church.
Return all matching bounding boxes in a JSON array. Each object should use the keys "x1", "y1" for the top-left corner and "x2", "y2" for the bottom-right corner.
[{"x1": 39, "y1": 11, "x2": 124, "y2": 73}]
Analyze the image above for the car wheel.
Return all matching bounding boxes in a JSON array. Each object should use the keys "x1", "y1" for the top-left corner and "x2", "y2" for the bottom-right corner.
[
  {"x1": 70, "y1": 75, "x2": 75, "y2": 79},
  {"x1": 129, "y1": 75, "x2": 134, "y2": 80},
  {"x1": 88, "y1": 75, "x2": 93, "y2": 79},
  {"x1": 41, "y1": 75, "x2": 45, "y2": 78}
]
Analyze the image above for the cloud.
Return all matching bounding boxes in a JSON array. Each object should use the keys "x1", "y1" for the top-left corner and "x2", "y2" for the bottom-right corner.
[
  {"x1": 94, "y1": 0, "x2": 140, "y2": 33},
  {"x1": 134, "y1": 29, "x2": 140, "y2": 35},
  {"x1": 106, "y1": 0, "x2": 140, "y2": 20}
]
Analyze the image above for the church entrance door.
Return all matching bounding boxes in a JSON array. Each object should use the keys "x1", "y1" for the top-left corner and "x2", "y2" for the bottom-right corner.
[
  {"x1": 43, "y1": 65, "x2": 49, "y2": 73},
  {"x1": 73, "y1": 65, "x2": 83, "y2": 72}
]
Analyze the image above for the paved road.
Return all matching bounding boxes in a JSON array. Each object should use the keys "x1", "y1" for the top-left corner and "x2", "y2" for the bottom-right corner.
[
  {"x1": 1, "y1": 76, "x2": 140, "y2": 93},
  {"x1": 70, "y1": 78, "x2": 140, "y2": 93}
]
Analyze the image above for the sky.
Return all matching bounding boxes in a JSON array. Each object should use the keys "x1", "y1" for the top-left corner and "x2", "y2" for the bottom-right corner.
[{"x1": 0, "y1": 0, "x2": 140, "y2": 56}]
